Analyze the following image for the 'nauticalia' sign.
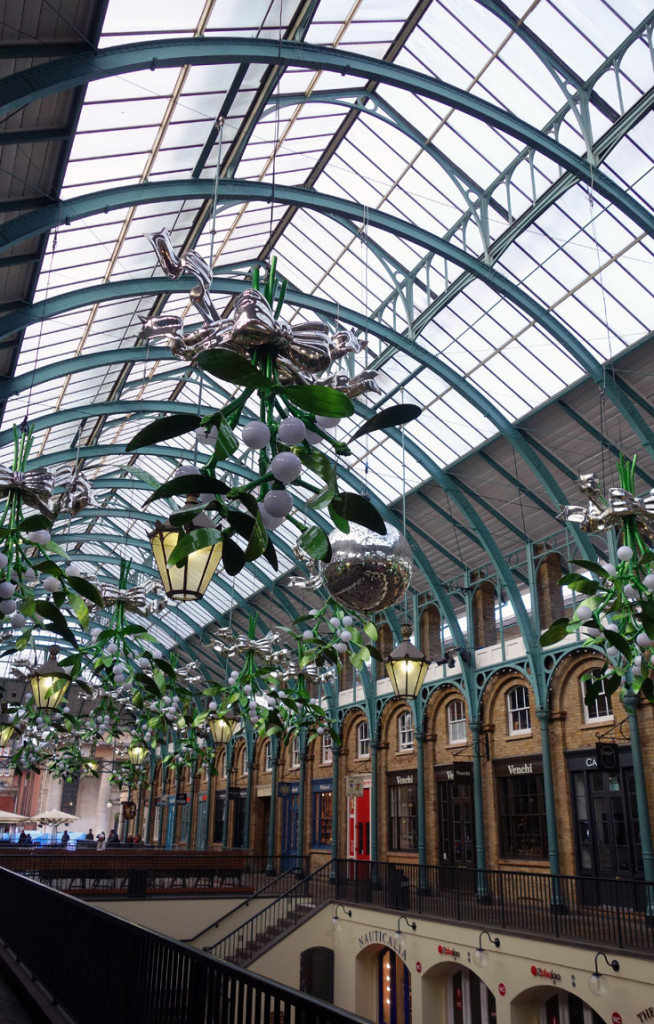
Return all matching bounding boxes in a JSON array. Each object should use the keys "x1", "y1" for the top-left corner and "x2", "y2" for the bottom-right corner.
[{"x1": 358, "y1": 931, "x2": 407, "y2": 961}]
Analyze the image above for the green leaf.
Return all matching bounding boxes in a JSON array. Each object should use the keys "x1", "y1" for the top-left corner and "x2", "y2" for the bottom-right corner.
[
  {"x1": 328, "y1": 501, "x2": 350, "y2": 533},
  {"x1": 120, "y1": 464, "x2": 162, "y2": 490},
  {"x1": 33, "y1": 601, "x2": 77, "y2": 646},
  {"x1": 601, "y1": 628, "x2": 631, "y2": 660},
  {"x1": 558, "y1": 574, "x2": 599, "y2": 596},
  {"x1": 307, "y1": 485, "x2": 338, "y2": 511},
  {"x1": 225, "y1": 509, "x2": 257, "y2": 541},
  {"x1": 363, "y1": 621, "x2": 378, "y2": 642},
  {"x1": 286, "y1": 385, "x2": 354, "y2": 417},
  {"x1": 640, "y1": 598, "x2": 654, "y2": 638},
  {"x1": 351, "y1": 403, "x2": 422, "y2": 440},
  {"x1": 571, "y1": 559, "x2": 609, "y2": 578},
  {"x1": 125, "y1": 413, "x2": 202, "y2": 452},
  {"x1": 144, "y1": 475, "x2": 229, "y2": 507},
  {"x1": 205, "y1": 414, "x2": 239, "y2": 460},
  {"x1": 299, "y1": 526, "x2": 332, "y2": 561},
  {"x1": 19, "y1": 514, "x2": 53, "y2": 532},
  {"x1": 244, "y1": 512, "x2": 268, "y2": 562},
  {"x1": 331, "y1": 492, "x2": 386, "y2": 535},
  {"x1": 540, "y1": 618, "x2": 571, "y2": 646},
  {"x1": 44, "y1": 541, "x2": 68, "y2": 559},
  {"x1": 167, "y1": 528, "x2": 223, "y2": 567},
  {"x1": 222, "y1": 536, "x2": 246, "y2": 576},
  {"x1": 67, "y1": 575, "x2": 104, "y2": 608},
  {"x1": 262, "y1": 536, "x2": 278, "y2": 572},
  {"x1": 67, "y1": 589, "x2": 89, "y2": 630},
  {"x1": 196, "y1": 349, "x2": 272, "y2": 389}
]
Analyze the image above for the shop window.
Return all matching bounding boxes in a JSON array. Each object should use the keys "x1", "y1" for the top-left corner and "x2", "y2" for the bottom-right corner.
[
  {"x1": 379, "y1": 948, "x2": 411, "y2": 1024},
  {"x1": 582, "y1": 677, "x2": 613, "y2": 723},
  {"x1": 497, "y1": 773, "x2": 547, "y2": 859},
  {"x1": 507, "y1": 685, "x2": 531, "y2": 735},
  {"x1": 398, "y1": 711, "x2": 414, "y2": 752},
  {"x1": 290, "y1": 734, "x2": 301, "y2": 769},
  {"x1": 447, "y1": 699, "x2": 467, "y2": 744},
  {"x1": 212, "y1": 792, "x2": 225, "y2": 844},
  {"x1": 263, "y1": 740, "x2": 273, "y2": 773},
  {"x1": 388, "y1": 781, "x2": 417, "y2": 851},
  {"x1": 322, "y1": 732, "x2": 333, "y2": 765},
  {"x1": 311, "y1": 787, "x2": 333, "y2": 848},
  {"x1": 356, "y1": 720, "x2": 370, "y2": 759}
]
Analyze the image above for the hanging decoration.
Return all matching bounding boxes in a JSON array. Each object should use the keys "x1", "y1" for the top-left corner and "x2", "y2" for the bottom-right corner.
[
  {"x1": 320, "y1": 524, "x2": 413, "y2": 614},
  {"x1": 542, "y1": 454, "x2": 654, "y2": 702},
  {"x1": 127, "y1": 232, "x2": 421, "y2": 595}
]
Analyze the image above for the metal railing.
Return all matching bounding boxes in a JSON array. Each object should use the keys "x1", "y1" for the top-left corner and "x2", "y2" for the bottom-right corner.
[
  {"x1": 207, "y1": 861, "x2": 335, "y2": 963},
  {"x1": 0, "y1": 866, "x2": 368, "y2": 1024},
  {"x1": 186, "y1": 865, "x2": 302, "y2": 943},
  {"x1": 328, "y1": 860, "x2": 654, "y2": 952}
]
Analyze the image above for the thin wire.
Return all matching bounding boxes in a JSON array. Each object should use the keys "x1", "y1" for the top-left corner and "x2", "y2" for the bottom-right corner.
[
  {"x1": 209, "y1": 117, "x2": 224, "y2": 268},
  {"x1": 25, "y1": 227, "x2": 58, "y2": 426}
]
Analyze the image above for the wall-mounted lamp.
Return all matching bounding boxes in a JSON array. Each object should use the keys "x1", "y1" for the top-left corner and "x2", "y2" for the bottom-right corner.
[
  {"x1": 332, "y1": 904, "x2": 352, "y2": 924},
  {"x1": 395, "y1": 916, "x2": 417, "y2": 936},
  {"x1": 588, "y1": 951, "x2": 619, "y2": 996},
  {"x1": 472, "y1": 930, "x2": 500, "y2": 967},
  {"x1": 106, "y1": 800, "x2": 113, "y2": 808}
]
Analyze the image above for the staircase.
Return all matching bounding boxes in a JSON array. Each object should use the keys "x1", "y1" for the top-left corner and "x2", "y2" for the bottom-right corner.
[{"x1": 205, "y1": 862, "x2": 333, "y2": 967}]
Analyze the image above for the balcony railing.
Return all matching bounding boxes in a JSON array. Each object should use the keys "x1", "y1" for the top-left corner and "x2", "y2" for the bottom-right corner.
[{"x1": 0, "y1": 866, "x2": 369, "y2": 1024}]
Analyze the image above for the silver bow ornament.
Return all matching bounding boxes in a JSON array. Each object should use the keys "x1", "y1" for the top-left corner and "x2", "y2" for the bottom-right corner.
[
  {"x1": 557, "y1": 472, "x2": 654, "y2": 544},
  {"x1": 138, "y1": 229, "x2": 380, "y2": 399},
  {"x1": 99, "y1": 582, "x2": 167, "y2": 615},
  {"x1": 0, "y1": 466, "x2": 91, "y2": 517}
]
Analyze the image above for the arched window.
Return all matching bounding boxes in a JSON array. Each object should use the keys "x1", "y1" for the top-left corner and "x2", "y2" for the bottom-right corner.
[
  {"x1": 290, "y1": 734, "x2": 301, "y2": 768},
  {"x1": 507, "y1": 685, "x2": 531, "y2": 735},
  {"x1": 447, "y1": 699, "x2": 466, "y2": 744},
  {"x1": 377, "y1": 624, "x2": 393, "y2": 679},
  {"x1": 582, "y1": 677, "x2": 613, "y2": 723},
  {"x1": 397, "y1": 710, "x2": 414, "y2": 752},
  {"x1": 263, "y1": 740, "x2": 273, "y2": 773},
  {"x1": 356, "y1": 720, "x2": 370, "y2": 759},
  {"x1": 322, "y1": 732, "x2": 333, "y2": 765}
]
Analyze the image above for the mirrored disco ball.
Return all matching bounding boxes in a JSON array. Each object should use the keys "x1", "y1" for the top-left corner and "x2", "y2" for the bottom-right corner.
[{"x1": 321, "y1": 525, "x2": 413, "y2": 614}]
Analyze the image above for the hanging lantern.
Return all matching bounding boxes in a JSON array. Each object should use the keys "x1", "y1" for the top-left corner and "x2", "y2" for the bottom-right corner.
[
  {"x1": 385, "y1": 623, "x2": 430, "y2": 699},
  {"x1": 208, "y1": 713, "x2": 239, "y2": 745},
  {"x1": 0, "y1": 724, "x2": 14, "y2": 746},
  {"x1": 321, "y1": 524, "x2": 413, "y2": 614},
  {"x1": 149, "y1": 517, "x2": 222, "y2": 601},
  {"x1": 30, "y1": 646, "x2": 70, "y2": 710},
  {"x1": 127, "y1": 743, "x2": 148, "y2": 766}
]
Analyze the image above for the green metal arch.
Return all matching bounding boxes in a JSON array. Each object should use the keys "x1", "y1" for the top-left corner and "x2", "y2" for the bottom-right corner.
[
  {"x1": 1, "y1": 274, "x2": 598, "y2": 562},
  {"x1": 0, "y1": 37, "x2": 651, "y2": 236},
  {"x1": 1, "y1": 178, "x2": 651, "y2": 461}
]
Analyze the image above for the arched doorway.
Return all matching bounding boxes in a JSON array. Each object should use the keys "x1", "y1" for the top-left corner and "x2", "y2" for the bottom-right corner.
[{"x1": 448, "y1": 966, "x2": 495, "y2": 1024}]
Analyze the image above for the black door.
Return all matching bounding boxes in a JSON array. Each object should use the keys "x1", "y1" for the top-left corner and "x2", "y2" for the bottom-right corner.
[{"x1": 438, "y1": 778, "x2": 475, "y2": 889}]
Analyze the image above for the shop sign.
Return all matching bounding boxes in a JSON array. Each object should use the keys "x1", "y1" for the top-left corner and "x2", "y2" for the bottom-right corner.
[
  {"x1": 494, "y1": 756, "x2": 543, "y2": 778},
  {"x1": 530, "y1": 965, "x2": 561, "y2": 981},
  {"x1": 388, "y1": 772, "x2": 414, "y2": 785},
  {"x1": 313, "y1": 779, "x2": 332, "y2": 792},
  {"x1": 635, "y1": 1009, "x2": 653, "y2": 1022},
  {"x1": 498, "y1": 983, "x2": 506, "y2": 997},
  {"x1": 278, "y1": 782, "x2": 300, "y2": 796},
  {"x1": 346, "y1": 777, "x2": 365, "y2": 798},
  {"x1": 453, "y1": 764, "x2": 472, "y2": 783},
  {"x1": 612, "y1": 1015, "x2": 622, "y2": 1024},
  {"x1": 357, "y1": 930, "x2": 407, "y2": 961},
  {"x1": 437, "y1": 945, "x2": 460, "y2": 959},
  {"x1": 175, "y1": 793, "x2": 188, "y2": 805}
]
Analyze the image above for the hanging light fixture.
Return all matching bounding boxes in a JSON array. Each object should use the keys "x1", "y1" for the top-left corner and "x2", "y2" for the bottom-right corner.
[
  {"x1": 30, "y1": 646, "x2": 70, "y2": 710},
  {"x1": 208, "y1": 712, "x2": 239, "y2": 745},
  {"x1": 0, "y1": 724, "x2": 14, "y2": 746},
  {"x1": 385, "y1": 622, "x2": 430, "y2": 699},
  {"x1": 149, "y1": 505, "x2": 223, "y2": 602},
  {"x1": 127, "y1": 743, "x2": 148, "y2": 766}
]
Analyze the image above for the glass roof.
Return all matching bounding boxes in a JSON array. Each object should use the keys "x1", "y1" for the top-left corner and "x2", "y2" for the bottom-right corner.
[{"x1": 1, "y1": 0, "x2": 653, "y2": 645}]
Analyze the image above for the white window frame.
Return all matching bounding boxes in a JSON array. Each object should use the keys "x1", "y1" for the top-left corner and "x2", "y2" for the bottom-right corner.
[
  {"x1": 264, "y1": 740, "x2": 273, "y2": 773},
  {"x1": 582, "y1": 678, "x2": 613, "y2": 723},
  {"x1": 447, "y1": 699, "x2": 467, "y2": 745},
  {"x1": 397, "y1": 710, "x2": 414, "y2": 752},
  {"x1": 220, "y1": 753, "x2": 227, "y2": 779},
  {"x1": 356, "y1": 720, "x2": 370, "y2": 759},
  {"x1": 322, "y1": 732, "x2": 333, "y2": 765},
  {"x1": 290, "y1": 735, "x2": 301, "y2": 769},
  {"x1": 241, "y1": 748, "x2": 249, "y2": 777},
  {"x1": 507, "y1": 685, "x2": 532, "y2": 735}
]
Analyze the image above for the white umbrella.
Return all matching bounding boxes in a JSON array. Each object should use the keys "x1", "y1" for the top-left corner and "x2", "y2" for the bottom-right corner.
[
  {"x1": 34, "y1": 809, "x2": 80, "y2": 826},
  {"x1": 0, "y1": 810, "x2": 30, "y2": 824}
]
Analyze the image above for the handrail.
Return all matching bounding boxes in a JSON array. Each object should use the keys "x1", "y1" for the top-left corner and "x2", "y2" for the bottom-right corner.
[
  {"x1": 0, "y1": 867, "x2": 368, "y2": 1024},
  {"x1": 185, "y1": 865, "x2": 300, "y2": 942},
  {"x1": 206, "y1": 860, "x2": 334, "y2": 961}
]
